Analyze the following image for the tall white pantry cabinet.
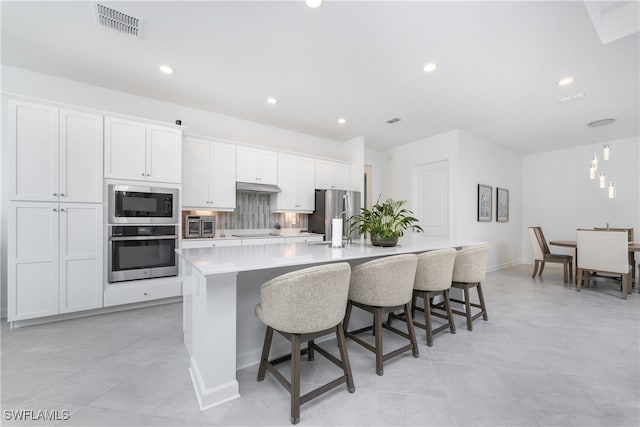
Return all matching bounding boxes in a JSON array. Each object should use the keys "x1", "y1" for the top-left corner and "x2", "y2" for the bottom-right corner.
[{"x1": 7, "y1": 100, "x2": 104, "y2": 321}]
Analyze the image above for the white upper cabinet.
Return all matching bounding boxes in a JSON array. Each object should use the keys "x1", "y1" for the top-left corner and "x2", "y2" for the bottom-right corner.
[
  {"x1": 146, "y1": 125, "x2": 182, "y2": 183},
  {"x1": 105, "y1": 117, "x2": 181, "y2": 183},
  {"x1": 183, "y1": 137, "x2": 236, "y2": 210},
  {"x1": 236, "y1": 146, "x2": 278, "y2": 185},
  {"x1": 104, "y1": 117, "x2": 146, "y2": 181},
  {"x1": 182, "y1": 137, "x2": 210, "y2": 207},
  {"x1": 8, "y1": 100, "x2": 103, "y2": 203},
  {"x1": 272, "y1": 153, "x2": 315, "y2": 213},
  {"x1": 60, "y1": 109, "x2": 103, "y2": 203},
  {"x1": 210, "y1": 141, "x2": 237, "y2": 210},
  {"x1": 315, "y1": 159, "x2": 350, "y2": 190}
]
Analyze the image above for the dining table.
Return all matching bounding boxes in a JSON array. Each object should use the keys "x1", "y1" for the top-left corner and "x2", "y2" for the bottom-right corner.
[{"x1": 549, "y1": 240, "x2": 640, "y2": 286}]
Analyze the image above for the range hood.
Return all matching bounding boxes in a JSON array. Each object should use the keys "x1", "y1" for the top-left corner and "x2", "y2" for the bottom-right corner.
[{"x1": 236, "y1": 182, "x2": 282, "y2": 193}]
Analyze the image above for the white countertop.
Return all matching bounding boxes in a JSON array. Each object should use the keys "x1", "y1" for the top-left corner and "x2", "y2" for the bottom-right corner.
[{"x1": 177, "y1": 235, "x2": 484, "y2": 276}]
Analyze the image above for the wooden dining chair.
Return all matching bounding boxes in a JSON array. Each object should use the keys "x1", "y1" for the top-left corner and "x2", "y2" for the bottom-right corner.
[
  {"x1": 528, "y1": 226, "x2": 573, "y2": 283},
  {"x1": 576, "y1": 229, "x2": 631, "y2": 299}
]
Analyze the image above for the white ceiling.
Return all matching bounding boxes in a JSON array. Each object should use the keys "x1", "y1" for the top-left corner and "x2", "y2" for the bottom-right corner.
[{"x1": 2, "y1": 1, "x2": 638, "y2": 154}]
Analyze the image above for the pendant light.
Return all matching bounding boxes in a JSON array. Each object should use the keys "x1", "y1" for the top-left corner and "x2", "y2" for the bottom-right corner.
[
  {"x1": 587, "y1": 118, "x2": 616, "y2": 196},
  {"x1": 599, "y1": 172, "x2": 606, "y2": 188}
]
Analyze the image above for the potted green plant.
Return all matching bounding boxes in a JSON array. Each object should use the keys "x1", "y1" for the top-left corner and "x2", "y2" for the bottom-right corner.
[{"x1": 350, "y1": 198, "x2": 424, "y2": 247}]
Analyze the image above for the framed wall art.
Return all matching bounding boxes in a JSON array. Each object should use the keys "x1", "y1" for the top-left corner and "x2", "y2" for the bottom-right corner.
[
  {"x1": 496, "y1": 187, "x2": 509, "y2": 222},
  {"x1": 477, "y1": 184, "x2": 492, "y2": 222}
]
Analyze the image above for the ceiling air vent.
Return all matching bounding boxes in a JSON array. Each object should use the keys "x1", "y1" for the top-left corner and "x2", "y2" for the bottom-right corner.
[
  {"x1": 386, "y1": 117, "x2": 402, "y2": 124},
  {"x1": 95, "y1": 3, "x2": 141, "y2": 37}
]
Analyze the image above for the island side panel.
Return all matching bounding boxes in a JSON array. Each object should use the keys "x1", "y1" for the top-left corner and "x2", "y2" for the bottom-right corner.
[{"x1": 186, "y1": 263, "x2": 240, "y2": 409}]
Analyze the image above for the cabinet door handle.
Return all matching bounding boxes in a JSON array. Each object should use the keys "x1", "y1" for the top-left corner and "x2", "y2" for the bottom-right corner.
[
  {"x1": 144, "y1": 292, "x2": 148, "y2": 296},
  {"x1": 60, "y1": 208, "x2": 65, "y2": 212},
  {"x1": 141, "y1": 173, "x2": 145, "y2": 176},
  {"x1": 146, "y1": 173, "x2": 150, "y2": 177},
  {"x1": 60, "y1": 193, "x2": 65, "y2": 197},
  {"x1": 53, "y1": 193, "x2": 57, "y2": 196},
  {"x1": 53, "y1": 208, "x2": 57, "y2": 212}
]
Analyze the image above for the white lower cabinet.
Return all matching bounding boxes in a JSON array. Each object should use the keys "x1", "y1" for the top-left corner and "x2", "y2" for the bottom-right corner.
[
  {"x1": 103, "y1": 278, "x2": 181, "y2": 308},
  {"x1": 8, "y1": 202, "x2": 103, "y2": 321}
]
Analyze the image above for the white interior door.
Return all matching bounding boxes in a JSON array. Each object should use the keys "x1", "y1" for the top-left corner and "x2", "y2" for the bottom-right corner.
[{"x1": 414, "y1": 160, "x2": 450, "y2": 239}]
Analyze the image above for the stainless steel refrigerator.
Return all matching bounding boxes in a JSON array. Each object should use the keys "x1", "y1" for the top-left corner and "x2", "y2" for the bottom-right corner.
[{"x1": 309, "y1": 189, "x2": 362, "y2": 241}]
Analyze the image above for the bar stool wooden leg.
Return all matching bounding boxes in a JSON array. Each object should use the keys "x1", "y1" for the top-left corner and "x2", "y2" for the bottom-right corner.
[
  {"x1": 374, "y1": 308, "x2": 383, "y2": 375},
  {"x1": 342, "y1": 301, "x2": 352, "y2": 334},
  {"x1": 539, "y1": 261, "x2": 545, "y2": 276},
  {"x1": 291, "y1": 335, "x2": 301, "y2": 425},
  {"x1": 563, "y1": 263, "x2": 568, "y2": 283},
  {"x1": 336, "y1": 324, "x2": 355, "y2": 393},
  {"x1": 477, "y1": 283, "x2": 488, "y2": 321},
  {"x1": 423, "y1": 296, "x2": 433, "y2": 347},
  {"x1": 257, "y1": 326, "x2": 274, "y2": 381},
  {"x1": 463, "y1": 285, "x2": 473, "y2": 331},
  {"x1": 443, "y1": 290, "x2": 456, "y2": 334},
  {"x1": 307, "y1": 340, "x2": 314, "y2": 361},
  {"x1": 404, "y1": 303, "x2": 419, "y2": 357}
]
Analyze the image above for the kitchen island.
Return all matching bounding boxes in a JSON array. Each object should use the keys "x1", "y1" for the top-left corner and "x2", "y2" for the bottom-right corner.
[{"x1": 177, "y1": 236, "x2": 483, "y2": 410}]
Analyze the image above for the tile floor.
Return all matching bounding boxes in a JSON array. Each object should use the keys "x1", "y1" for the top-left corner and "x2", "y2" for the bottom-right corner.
[{"x1": 1, "y1": 264, "x2": 639, "y2": 426}]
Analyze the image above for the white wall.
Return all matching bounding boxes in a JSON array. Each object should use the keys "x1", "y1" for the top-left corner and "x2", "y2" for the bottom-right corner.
[
  {"x1": 343, "y1": 136, "x2": 365, "y2": 195},
  {"x1": 383, "y1": 130, "x2": 460, "y2": 214},
  {"x1": 364, "y1": 147, "x2": 384, "y2": 206},
  {"x1": 457, "y1": 131, "x2": 523, "y2": 270},
  {"x1": 382, "y1": 130, "x2": 522, "y2": 271},
  {"x1": 521, "y1": 136, "x2": 640, "y2": 261}
]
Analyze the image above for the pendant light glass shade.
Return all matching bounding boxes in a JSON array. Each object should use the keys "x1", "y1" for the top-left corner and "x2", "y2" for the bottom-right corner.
[
  {"x1": 599, "y1": 172, "x2": 606, "y2": 188},
  {"x1": 608, "y1": 182, "x2": 616, "y2": 198},
  {"x1": 589, "y1": 163, "x2": 596, "y2": 180},
  {"x1": 591, "y1": 155, "x2": 598, "y2": 171},
  {"x1": 603, "y1": 144, "x2": 610, "y2": 160}
]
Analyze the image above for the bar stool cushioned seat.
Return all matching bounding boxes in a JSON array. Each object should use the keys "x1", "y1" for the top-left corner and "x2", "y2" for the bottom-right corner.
[
  {"x1": 343, "y1": 254, "x2": 419, "y2": 376},
  {"x1": 449, "y1": 244, "x2": 490, "y2": 331},
  {"x1": 388, "y1": 248, "x2": 457, "y2": 346},
  {"x1": 256, "y1": 262, "x2": 354, "y2": 424}
]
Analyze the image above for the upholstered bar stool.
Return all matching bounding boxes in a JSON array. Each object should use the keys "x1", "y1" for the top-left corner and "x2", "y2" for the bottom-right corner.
[
  {"x1": 343, "y1": 254, "x2": 419, "y2": 376},
  {"x1": 449, "y1": 244, "x2": 490, "y2": 331},
  {"x1": 255, "y1": 263, "x2": 354, "y2": 424},
  {"x1": 388, "y1": 248, "x2": 457, "y2": 346}
]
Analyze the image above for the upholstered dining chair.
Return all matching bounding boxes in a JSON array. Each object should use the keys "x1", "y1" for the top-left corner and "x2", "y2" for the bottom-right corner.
[
  {"x1": 576, "y1": 229, "x2": 632, "y2": 299},
  {"x1": 343, "y1": 254, "x2": 419, "y2": 376},
  {"x1": 449, "y1": 244, "x2": 490, "y2": 331},
  {"x1": 255, "y1": 262, "x2": 354, "y2": 424},
  {"x1": 528, "y1": 226, "x2": 573, "y2": 283},
  {"x1": 387, "y1": 248, "x2": 457, "y2": 347}
]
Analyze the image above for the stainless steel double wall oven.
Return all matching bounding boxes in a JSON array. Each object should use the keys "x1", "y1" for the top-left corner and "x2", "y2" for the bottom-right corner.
[{"x1": 108, "y1": 185, "x2": 179, "y2": 283}]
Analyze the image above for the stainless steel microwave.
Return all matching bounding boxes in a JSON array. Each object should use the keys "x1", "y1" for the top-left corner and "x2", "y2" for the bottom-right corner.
[{"x1": 109, "y1": 185, "x2": 179, "y2": 224}]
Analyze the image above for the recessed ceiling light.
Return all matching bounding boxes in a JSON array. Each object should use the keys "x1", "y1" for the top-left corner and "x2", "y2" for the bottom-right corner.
[
  {"x1": 337, "y1": 118, "x2": 346, "y2": 124},
  {"x1": 423, "y1": 63, "x2": 437, "y2": 73},
  {"x1": 267, "y1": 97, "x2": 278, "y2": 105},
  {"x1": 305, "y1": 0, "x2": 322, "y2": 8},
  {"x1": 159, "y1": 65, "x2": 174, "y2": 74},
  {"x1": 557, "y1": 76, "x2": 574, "y2": 86}
]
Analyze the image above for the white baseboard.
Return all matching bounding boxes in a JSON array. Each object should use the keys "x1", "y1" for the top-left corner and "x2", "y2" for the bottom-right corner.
[{"x1": 8, "y1": 297, "x2": 182, "y2": 328}]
